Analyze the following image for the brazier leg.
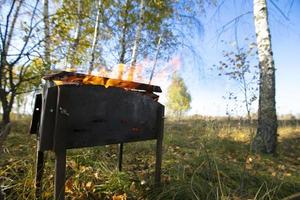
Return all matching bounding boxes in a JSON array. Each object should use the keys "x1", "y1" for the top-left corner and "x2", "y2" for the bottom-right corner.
[
  {"x1": 118, "y1": 143, "x2": 123, "y2": 171},
  {"x1": 54, "y1": 150, "x2": 66, "y2": 200},
  {"x1": 155, "y1": 137, "x2": 163, "y2": 186},
  {"x1": 35, "y1": 150, "x2": 44, "y2": 199},
  {"x1": 155, "y1": 107, "x2": 164, "y2": 187}
]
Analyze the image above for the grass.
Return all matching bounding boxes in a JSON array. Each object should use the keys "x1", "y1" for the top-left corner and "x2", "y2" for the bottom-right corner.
[{"x1": 1, "y1": 117, "x2": 300, "y2": 199}]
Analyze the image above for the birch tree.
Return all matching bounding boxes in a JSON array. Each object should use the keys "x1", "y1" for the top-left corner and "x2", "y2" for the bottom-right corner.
[
  {"x1": 88, "y1": 0, "x2": 102, "y2": 73},
  {"x1": 116, "y1": 0, "x2": 133, "y2": 64},
  {"x1": 43, "y1": 0, "x2": 51, "y2": 70},
  {"x1": 128, "y1": 0, "x2": 145, "y2": 80},
  {"x1": 51, "y1": 0, "x2": 94, "y2": 68},
  {"x1": 252, "y1": 0, "x2": 277, "y2": 154},
  {"x1": 166, "y1": 74, "x2": 191, "y2": 117},
  {"x1": 69, "y1": 0, "x2": 84, "y2": 67}
]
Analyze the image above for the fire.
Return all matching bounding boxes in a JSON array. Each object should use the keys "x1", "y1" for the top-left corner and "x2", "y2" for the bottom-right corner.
[
  {"x1": 50, "y1": 63, "x2": 153, "y2": 90},
  {"x1": 45, "y1": 55, "x2": 182, "y2": 95},
  {"x1": 118, "y1": 64, "x2": 124, "y2": 80},
  {"x1": 45, "y1": 69, "x2": 162, "y2": 96},
  {"x1": 52, "y1": 73, "x2": 136, "y2": 89}
]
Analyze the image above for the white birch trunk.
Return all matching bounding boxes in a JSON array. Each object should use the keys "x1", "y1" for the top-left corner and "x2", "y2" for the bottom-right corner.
[
  {"x1": 128, "y1": 0, "x2": 145, "y2": 80},
  {"x1": 43, "y1": 0, "x2": 51, "y2": 70},
  {"x1": 88, "y1": 0, "x2": 101, "y2": 74},
  {"x1": 149, "y1": 35, "x2": 162, "y2": 84},
  {"x1": 118, "y1": 0, "x2": 130, "y2": 64},
  {"x1": 253, "y1": 0, "x2": 277, "y2": 153},
  {"x1": 70, "y1": 0, "x2": 83, "y2": 67},
  {"x1": 5, "y1": 0, "x2": 23, "y2": 54}
]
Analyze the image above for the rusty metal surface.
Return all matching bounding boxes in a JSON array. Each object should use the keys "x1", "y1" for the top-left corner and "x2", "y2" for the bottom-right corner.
[
  {"x1": 38, "y1": 85, "x2": 164, "y2": 151},
  {"x1": 39, "y1": 86, "x2": 58, "y2": 151},
  {"x1": 43, "y1": 71, "x2": 162, "y2": 93}
]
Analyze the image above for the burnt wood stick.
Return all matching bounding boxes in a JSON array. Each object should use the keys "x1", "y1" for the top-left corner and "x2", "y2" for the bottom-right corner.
[
  {"x1": 118, "y1": 143, "x2": 124, "y2": 171},
  {"x1": 35, "y1": 150, "x2": 44, "y2": 199},
  {"x1": 54, "y1": 150, "x2": 66, "y2": 200}
]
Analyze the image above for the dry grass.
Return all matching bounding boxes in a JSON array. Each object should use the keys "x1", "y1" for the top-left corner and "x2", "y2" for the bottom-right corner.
[{"x1": 0, "y1": 117, "x2": 300, "y2": 199}]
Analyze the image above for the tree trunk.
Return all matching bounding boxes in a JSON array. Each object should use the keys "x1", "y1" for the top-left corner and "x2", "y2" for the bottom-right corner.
[
  {"x1": 149, "y1": 35, "x2": 162, "y2": 84},
  {"x1": 118, "y1": 0, "x2": 130, "y2": 64},
  {"x1": 70, "y1": 0, "x2": 83, "y2": 67},
  {"x1": 119, "y1": 28, "x2": 127, "y2": 64},
  {"x1": 128, "y1": 0, "x2": 145, "y2": 80},
  {"x1": 0, "y1": 123, "x2": 11, "y2": 146},
  {"x1": 4, "y1": 0, "x2": 23, "y2": 54},
  {"x1": 2, "y1": 109, "x2": 10, "y2": 125},
  {"x1": 88, "y1": 0, "x2": 101, "y2": 74},
  {"x1": 252, "y1": 0, "x2": 277, "y2": 154},
  {"x1": 43, "y1": 0, "x2": 51, "y2": 70},
  {"x1": 0, "y1": 89, "x2": 10, "y2": 124}
]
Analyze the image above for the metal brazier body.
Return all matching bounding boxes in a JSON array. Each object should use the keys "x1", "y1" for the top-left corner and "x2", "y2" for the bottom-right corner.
[{"x1": 31, "y1": 84, "x2": 164, "y2": 200}]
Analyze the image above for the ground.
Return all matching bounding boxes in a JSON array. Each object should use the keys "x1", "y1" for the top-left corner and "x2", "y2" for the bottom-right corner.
[{"x1": 0, "y1": 117, "x2": 300, "y2": 199}]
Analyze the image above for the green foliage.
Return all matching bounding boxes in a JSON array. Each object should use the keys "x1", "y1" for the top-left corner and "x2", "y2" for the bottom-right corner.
[
  {"x1": 166, "y1": 74, "x2": 191, "y2": 117},
  {"x1": 49, "y1": 0, "x2": 178, "y2": 69},
  {"x1": 51, "y1": 0, "x2": 96, "y2": 67}
]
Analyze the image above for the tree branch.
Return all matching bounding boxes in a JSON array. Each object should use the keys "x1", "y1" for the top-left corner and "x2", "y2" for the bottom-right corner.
[
  {"x1": 10, "y1": 0, "x2": 40, "y2": 67},
  {"x1": 269, "y1": 0, "x2": 289, "y2": 21}
]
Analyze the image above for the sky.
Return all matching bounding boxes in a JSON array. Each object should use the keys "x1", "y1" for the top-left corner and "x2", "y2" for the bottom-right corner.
[{"x1": 157, "y1": 0, "x2": 300, "y2": 117}]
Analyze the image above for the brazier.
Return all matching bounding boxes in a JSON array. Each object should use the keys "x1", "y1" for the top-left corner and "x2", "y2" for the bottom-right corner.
[{"x1": 30, "y1": 73, "x2": 164, "y2": 200}]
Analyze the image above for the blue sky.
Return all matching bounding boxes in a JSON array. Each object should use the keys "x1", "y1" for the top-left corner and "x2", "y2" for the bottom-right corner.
[{"x1": 158, "y1": 0, "x2": 300, "y2": 117}]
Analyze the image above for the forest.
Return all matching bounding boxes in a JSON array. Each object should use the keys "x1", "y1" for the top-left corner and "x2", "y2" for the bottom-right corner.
[{"x1": 0, "y1": 0, "x2": 299, "y2": 199}]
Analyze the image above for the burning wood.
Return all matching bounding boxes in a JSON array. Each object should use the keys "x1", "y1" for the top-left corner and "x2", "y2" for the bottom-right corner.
[{"x1": 43, "y1": 71, "x2": 162, "y2": 93}]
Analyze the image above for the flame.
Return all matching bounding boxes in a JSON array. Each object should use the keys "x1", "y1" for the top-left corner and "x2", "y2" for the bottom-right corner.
[
  {"x1": 50, "y1": 55, "x2": 181, "y2": 93},
  {"x1": 51, "y1": 71, "x2": 148, "y2": 92},
  {"x1": 82, "y1": 76, "x2": 105, "y2": 85},
  {"x1": 65, "y1": 67, "x2": 76, "y2": 72},
  {"x1": 99, "y1": 67, "x2": 108, "y2": 77},
  {"x1": 52, "y1": 62, "x2": 145, "y2": 89},
  {"x1": 118, "y1": 64, "x2": 124, "y2": 80},
  {"x1": 53, "y1": 75, "x2": 124, "y2": 89}
]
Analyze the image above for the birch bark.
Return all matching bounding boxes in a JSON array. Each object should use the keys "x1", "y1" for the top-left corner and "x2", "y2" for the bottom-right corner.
[
  {"x1": 70, "y1": 0, "x2": 83, "y2": 67},
  {"x1": 118, "y1": 0, "x2": 130, "y2": 64},
  {"x1": 43, "y1": 0, "x2": 51, "y2": 70},
  {"x1": 88, "y1": 0, "x2": 102, "y2": 74},
  {"x1": 128, "y1": 0, "x2": 145, "y2": 80},
  {"x1": 252, "y1": 0, "x2": 277, "y2": 154}
]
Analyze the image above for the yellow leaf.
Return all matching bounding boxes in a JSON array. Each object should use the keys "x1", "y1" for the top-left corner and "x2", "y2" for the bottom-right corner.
[
  {"x1": 112, "y1": 193, "x2": 127, "y2": 200},
  {"x1": 65, "y1": 179, "x2": 73, "y2": 193},
  {"x1": 86, "y1": 181, "x2": 92, "y2": 189}
]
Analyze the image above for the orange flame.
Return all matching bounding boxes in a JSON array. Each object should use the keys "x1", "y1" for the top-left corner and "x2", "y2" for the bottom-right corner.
[
  {"x1": 50, "y1": 55, "x2": 181, "y2": 92},
  {"x1": 118, "y1": 64, "x2": 124, "y2": 80}
]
